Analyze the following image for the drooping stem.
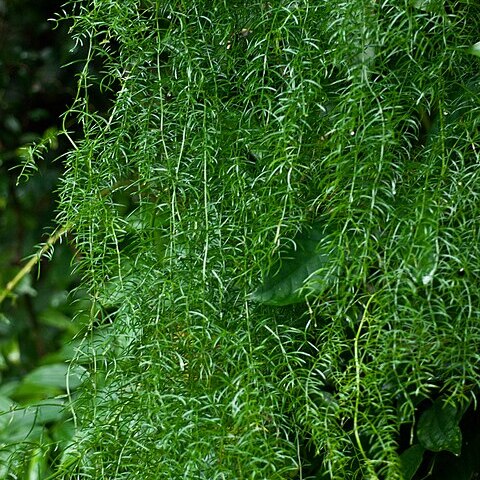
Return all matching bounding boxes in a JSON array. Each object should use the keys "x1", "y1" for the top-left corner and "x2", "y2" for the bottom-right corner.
[
  {"x1": 353, "y1": 293, "x2": 378, "y2": 479},
  {"x1": 0, "y1": 225, "x2": 70, "y2": 305},
  {"x1": 0, "y1": 178, "x2": 138, "y2": 307}
]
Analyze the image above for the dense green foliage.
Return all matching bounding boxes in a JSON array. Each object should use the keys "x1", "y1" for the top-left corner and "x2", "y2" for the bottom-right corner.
[{"x1": 3, "y1": 0, "x2": 480, "y2": 478}]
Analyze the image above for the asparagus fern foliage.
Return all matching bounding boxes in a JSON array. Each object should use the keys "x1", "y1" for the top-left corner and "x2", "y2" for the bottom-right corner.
[{"x1": 11, "y1": 0, "x2": 480, "y2": 478}]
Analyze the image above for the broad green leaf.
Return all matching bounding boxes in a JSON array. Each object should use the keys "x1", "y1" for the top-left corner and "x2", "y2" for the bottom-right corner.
[
  {"x1": 55, "y1": 429, "x2": 88, "y2": 474},
  {"x1": 32, "y1": 399, "x2": 65, "y2": 424},
  {"x1": 0, "y1": 407, "x2": 43, "y2": 443},
  {"x1": 22, "y1": 364, "x2": 87, "y2": 392},
  {"x1": 0, "y1": 395, "x2": 16, "y2": 430},
  {"x1": 0, "y1": 400, "x2": 64, "y2": 448},
  {"x1": 249, "y1": 223, "x2": 339, "y2": 306},
  {"x1": 468, "y1": 42, "x2": 480, "y2": 58},
  {"x1": 0, "y1": 394, "x2": 13, "y2": 411},
  {"x1": 399, "y1": 444, "x2": 425, "y2": 480},
  {"x1": 26, "y1": 445, "x2": 49, "y2": 480},
  {"x1": 417, "y1": 399, "x2": 462, "y2": 455},
  {"x1": 429, "y1": 432, "x2": 480, "y2": 480},
  {"x1": 12, "y1": 382, "x2": 64, "y2": 401},
  {"x1": 51, "y1": 418, "x2": 76, "y2": 446},
  {"x1": 39, "y1": 309, "x2": 75, "y2": 332},
  {"x1": 0, "y1": 380, "x2": 20, "y2": 398}
]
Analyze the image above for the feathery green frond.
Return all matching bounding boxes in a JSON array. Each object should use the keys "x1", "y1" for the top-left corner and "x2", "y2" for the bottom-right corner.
[{"x1": 13, "y1": 0, "x2": 479, "y2": 478}]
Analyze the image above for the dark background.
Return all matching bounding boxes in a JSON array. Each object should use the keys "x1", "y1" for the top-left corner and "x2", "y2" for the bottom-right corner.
[{"x1": 0, "y1": 0, "x2": 85, "y2": 388}]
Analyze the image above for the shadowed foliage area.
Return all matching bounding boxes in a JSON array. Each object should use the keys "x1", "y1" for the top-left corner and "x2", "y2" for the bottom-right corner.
[{"x1": 0, "y1": 1, "x2": 95, "y2": 476}]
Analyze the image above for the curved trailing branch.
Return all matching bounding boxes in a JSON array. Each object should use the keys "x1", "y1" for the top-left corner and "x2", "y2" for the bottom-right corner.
[{"x1": 0, "y1": 225, "x2": 70, "y2": 306}]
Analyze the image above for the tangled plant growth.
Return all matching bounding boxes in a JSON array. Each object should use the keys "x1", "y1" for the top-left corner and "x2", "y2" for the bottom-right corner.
[{"x1": 8, "y1": 0, "x2": 480, "y2": 478}]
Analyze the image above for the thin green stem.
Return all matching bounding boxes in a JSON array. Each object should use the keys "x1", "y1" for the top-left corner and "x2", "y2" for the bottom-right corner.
[
  {"x1": 0, "y1": 226, "x2": 69, "y2": 306},
  {"x1": 353, "y1": 293, "x2": 378, "y2": 480}
]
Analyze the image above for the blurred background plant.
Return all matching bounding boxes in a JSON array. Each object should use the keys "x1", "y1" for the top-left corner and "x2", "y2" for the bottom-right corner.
[{"x1": 0, "y1": 0, "x2": 93, "y2": 475}]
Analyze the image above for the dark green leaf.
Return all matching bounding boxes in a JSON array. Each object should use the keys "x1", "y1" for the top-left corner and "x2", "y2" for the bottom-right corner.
[
  {"x1": 0, "y1": 395, "x2": 16, "y2": 430},
  {"x1": 33, "y1": 399, "x2": 66, "y2": 424},
  {"x1": 417, "y1": 399, "x2": 462, "y2": 455},
  {"x1": 39, "y1": 309, "x2": 75, "y2": 332},
  {"x1": 0, "y1": 407, "x2": 43, "y2": 443},
  {"x1": 468, "y1": 42, "x2": 480, "y2": 58},
  {"x1": 249, "y1": 223, "x2": 339, "y2": 306},
  {"x1": 22, "y1": 363, "x2": 88, "y2": 391},
  {"x1": 429, "y1": 432, "x2": 480, "y2": 480},
  {"x1": 400, "y1": 444, "x2": 425, "y2": 480},
  {"x1": 51, "y1": 418, "x2": 76, "y2": 445}
]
